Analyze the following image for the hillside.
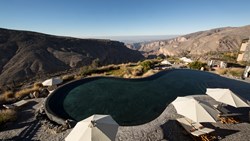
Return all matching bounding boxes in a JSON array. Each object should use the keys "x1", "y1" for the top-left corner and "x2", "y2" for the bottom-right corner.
[
  {"x1": 0, "y1": 28, "x2": 144, "y2": 86},
  {"x1": 130, "y1": 25, "x2": 250, "y2": 58}
]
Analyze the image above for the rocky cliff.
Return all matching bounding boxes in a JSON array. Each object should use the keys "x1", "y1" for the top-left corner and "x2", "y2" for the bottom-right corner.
[{"x1": 129, "y1": 25, "x2": 250, "y2": 58}]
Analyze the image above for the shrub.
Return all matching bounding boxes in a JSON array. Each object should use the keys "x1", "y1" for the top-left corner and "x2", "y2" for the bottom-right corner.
[
  {"x1": 238, "y1": 61, "x2": 250, "y2": 66},
  {"x1": 131, "y1": 67, "x2": 143, "y2": 76},
  {"x1": 216, "y1": 68, "x2": 228, "y2": 75},
  {"x1": 140, "y1": 60, "x2": 154, "y2": 73},
  {"x1": 0, "y1": 109, "x2": 17, "y2": 125},
  {"x1": 33, "y1": 82, "x2": 43, "y2": 88},
  {"x1": 222, "y1": 52, "x2": 238, "y2": 63},
  {"x1": 126, "y1": 63, "x2": 137, "y2": 67},
  {"x1": 228, "y1": 68, "x2": 244, "y2": 77},
  {"x1": 97, "y1": 65, "x2": 120, "y2": 73},
  {"x1": 188, "y1": 61, "x2": 207, "y2": 70},
  {"x1": 15, "y1": 87, "x2": 40, "y2": 99},
  {"x1": 80, "y1": 66, "x2": 97, "y2": 76},
  {"x1": 168, "y1": 56, "x2": 181, "y2": 64},
  {"x1": 80, "y1": 65, "x2": 121, "y2": 76},
  {"x1": 216, "y1": 68, "x2": 244, "y2": 77},
  {"x1": 62, "y1": 74, "x2": 75, "y2": 82}
]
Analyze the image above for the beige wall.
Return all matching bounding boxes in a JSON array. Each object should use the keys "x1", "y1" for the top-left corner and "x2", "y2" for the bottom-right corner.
[
  {"x1": 237, "y1": 54, "x2": 244, "y2": 61},
  {"x1": 240, "y1": 42, "x2": 248, "y2": 51}
]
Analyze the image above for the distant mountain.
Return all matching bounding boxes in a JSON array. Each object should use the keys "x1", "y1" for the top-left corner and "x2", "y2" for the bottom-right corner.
[
  {"x1": 82, "y1": 35, "x2": 179, "y2": 44},
  {"x1": 128, "y1": 25, "x2": 250, "y2": 58},
  {"x1": 0, "y1": 28, "x2": 144, "y2": 86}
]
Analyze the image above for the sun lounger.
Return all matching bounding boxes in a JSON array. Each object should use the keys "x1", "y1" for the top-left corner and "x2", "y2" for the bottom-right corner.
[
  {"x1": 3, "y1": 100, "x2": 28, "y2": 109},
  {"x1": 213, "y1": 104, "x2": 242, "y2": 124},
  {"x1": 213, "y1": 104, "x2": 229, "y2": 113},
  {"x1": 177, "y1": 117, "x2": 217, "y2": 141},
  {"x1": 176, "y1": 118, "x2": 207, "y2": 137},
  {"x1": 198, "y1": 127, "x2": 215, "y2": 134},
  {"x1": 218, "y1": 116, "x2": 240, "y2": 124},
  {"x1": 214, "y1": 104, "x2": 242, "y2": 116},
  {"x1": 3, "y1": 104, "x2": 15, "y2": 109},
  {"x1": 183, "y1": 118, "x2": 215, "y2": 134}
]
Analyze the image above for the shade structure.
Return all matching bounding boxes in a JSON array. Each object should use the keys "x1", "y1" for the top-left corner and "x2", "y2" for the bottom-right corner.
[
  {"x1": 172, "y1": 96, "x2": 219, "y2": 123},
  {"x1": 42, "y1": 77, "x2": 62, "y2": 86},
  {"x1": 161, "y1": 60, "x2": 171, "y2": 65},
  {"x1": 206, "y1": 88, "x2": 249, "y2": 108},
  {"x1": 65, "y1": 114, "x2": 119, "y2": 141}
]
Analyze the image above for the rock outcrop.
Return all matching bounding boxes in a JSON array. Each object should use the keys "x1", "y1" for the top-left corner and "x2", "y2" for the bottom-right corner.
[{"x1": 128, "y1": 25, "x2": 250, "y2": 57}]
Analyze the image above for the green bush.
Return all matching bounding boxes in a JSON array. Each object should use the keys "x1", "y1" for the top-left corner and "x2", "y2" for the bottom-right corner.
[
  {"x1": 140, "y1": 60, "x2": 154, "y2": 73},
  {"x1": 188, "y1": 61, "x2": 207, "y2": 70}
]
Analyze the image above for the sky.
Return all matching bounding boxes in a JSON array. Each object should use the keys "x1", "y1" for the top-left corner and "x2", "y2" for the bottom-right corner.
[{"x1": 1, "y1": 0, "x2": 250, "y2": 37}]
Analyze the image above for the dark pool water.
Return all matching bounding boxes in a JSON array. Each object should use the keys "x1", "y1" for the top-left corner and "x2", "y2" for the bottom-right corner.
[{"x1": 47, "y1": 69, "x2": 250, "y2": 125}]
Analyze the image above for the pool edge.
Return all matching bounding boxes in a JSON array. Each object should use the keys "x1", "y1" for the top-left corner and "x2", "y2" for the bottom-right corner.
[{"x1": 44, "y1": 68, "x2": 215, "y2": 125}]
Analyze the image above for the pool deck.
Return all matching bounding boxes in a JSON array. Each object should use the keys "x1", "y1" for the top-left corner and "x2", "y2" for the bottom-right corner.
[
  {"x1": 115, "y1": 95, "x2": 250, "y2": 141},
  {"x1": 0, "y1": 95, "x2": 249, "y2": 140}
]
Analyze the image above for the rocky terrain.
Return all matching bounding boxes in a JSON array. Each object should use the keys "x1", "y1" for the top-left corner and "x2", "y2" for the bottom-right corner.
[
  {"x1": 128, "y1": 25, "x2": 250, "y2": 58},
  {"x1": 0, "y1": 28, "x2": 144, "y2": 86}
]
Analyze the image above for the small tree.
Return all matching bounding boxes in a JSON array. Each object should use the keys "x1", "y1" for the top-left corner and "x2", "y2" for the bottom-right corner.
[
  {"x1": 188, "y1": 61, "x2": 207, "y2": 70},
  {"x1": 140, "y1": 60, "x2": 154, "y2": 73},
  {"x1": 157, "y1": 54, "x2": 166, "y2": 60}
]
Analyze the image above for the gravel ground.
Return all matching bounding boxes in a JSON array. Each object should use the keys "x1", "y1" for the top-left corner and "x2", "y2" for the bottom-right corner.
[{"x1": 0, "y1": 95, "x2": 249, "y2": 141}]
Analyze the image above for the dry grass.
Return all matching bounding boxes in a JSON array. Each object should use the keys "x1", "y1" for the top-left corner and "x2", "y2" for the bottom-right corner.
[
  {"x1": 0, "y1": 91, "x2": 15, "y2": 103},
  {"x1": 74, "y1": 75, "x2": 83, "y2": 80},
  {"x1": 34, "y1": 82, "x2": 43, "y2": 88},
  {"x1": 228, "y1": 68, "x2": 244, "y2": 77},
  {"x1": 0, "y1": 82, "x2": 43, "y2": 102},
  {"x1": 142, "y1": 69, "x2": 159, "y2": 77},
  {"x1": 15, "y1": 82, "x2": 43, "y2": 99},
  {"x1": 62, "y1": 74, "x2": 75, "y2": 82},
  {"x1": 216, "y1": 68, "x2": 244, "y2": 77},
  {"x1": 15, "y1": 87, "x2": 39, "y2": 99},
  {"x1": 216, "y1": 68, "x2": 228, "y2": 75},
  {"x1": 0, "y1": 109, "x2": 17, "y2": 125}
]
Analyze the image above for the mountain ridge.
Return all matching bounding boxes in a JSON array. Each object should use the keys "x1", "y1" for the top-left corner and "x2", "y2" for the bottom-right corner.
[
  {"x1": 0, "y1": 28, "x2": 144, "y2": 86},
  {"x1": 128, "y1": 25, "x2": 250, "y2": 58}
]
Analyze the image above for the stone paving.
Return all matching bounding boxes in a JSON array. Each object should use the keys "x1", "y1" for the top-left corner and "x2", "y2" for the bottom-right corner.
[
  {"x1": 0, "y1": 95, "x2": 249, "y2": 141},
  {"x1": 115, "y1": 95, "x2": 250, "y2": 141}
]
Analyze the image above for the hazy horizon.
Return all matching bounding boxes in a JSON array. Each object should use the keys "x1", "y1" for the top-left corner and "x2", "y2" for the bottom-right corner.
[{"x1": 81, "y1": 35, "x2": 180, "y2": 43}]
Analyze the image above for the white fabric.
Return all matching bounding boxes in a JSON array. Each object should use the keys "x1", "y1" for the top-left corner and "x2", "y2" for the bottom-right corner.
[
  {"x1": 161, "y1": 60, "x2": 171, "y2": 65},
  {"x1": 42, "y1": 77, "x2": 62, "y2": 86},
  {"x1": 176, "y1": 118, "x2": 206, "y2": 137},
  {"x1": 65, "y1": 114, "x2": 118, "y2": 141},
  {"x1": 180, "y1": 57, "x2": 193, "y2": 63},
  {"x1": 206, "y1": 88, "x2": 249, "y2": 108},
  {"x1": 199, "y1": 127, "x2": 215, "y2": 133},
  {"x1": 172, "y1": 97, "x2": 218, "y2": 122}
]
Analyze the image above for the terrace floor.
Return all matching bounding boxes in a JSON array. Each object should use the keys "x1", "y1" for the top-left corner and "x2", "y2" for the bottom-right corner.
[{"x1": 0, "y1": 95, "x2": 249, "y2": 141}]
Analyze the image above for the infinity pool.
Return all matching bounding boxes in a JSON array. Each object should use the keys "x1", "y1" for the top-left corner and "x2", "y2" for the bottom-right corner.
[{"x1": 45, "y1": 69, "x2": 250, "y2": 125}]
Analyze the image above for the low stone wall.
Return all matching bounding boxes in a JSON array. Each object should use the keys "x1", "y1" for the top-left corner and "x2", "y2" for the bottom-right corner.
[{"x1": 44, "y1": 92, "x2": 67, "y2": 125}]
